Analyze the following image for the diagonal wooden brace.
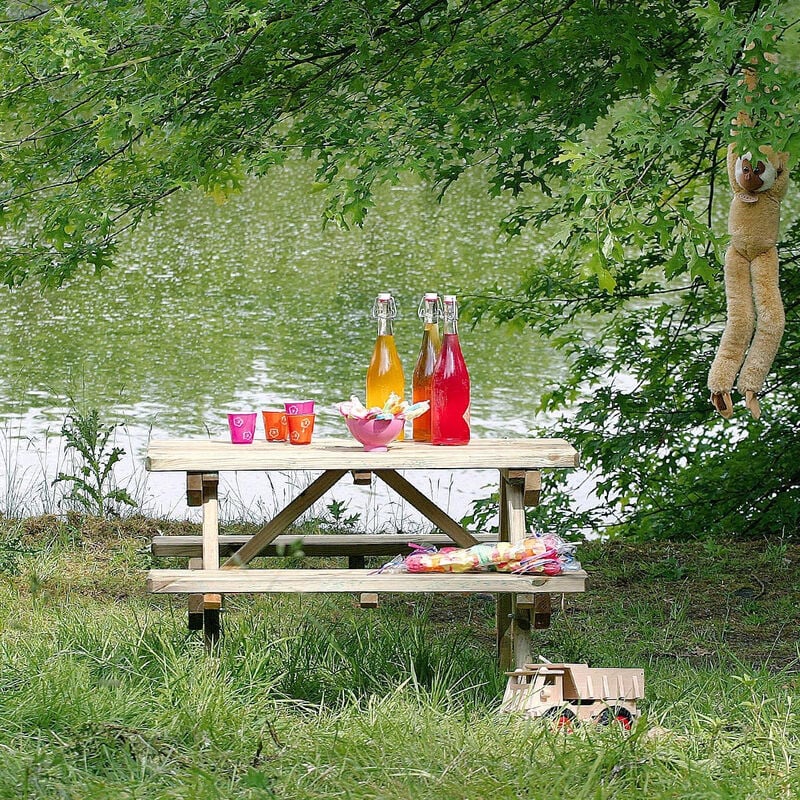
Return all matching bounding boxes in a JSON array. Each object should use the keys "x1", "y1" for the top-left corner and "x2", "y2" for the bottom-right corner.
[
  {"x1": 372, "y1": 469, "x2": 479, "y2": 548},
  {"x1": 223, "y1": 470, "x2": 348, "y2": 568}
]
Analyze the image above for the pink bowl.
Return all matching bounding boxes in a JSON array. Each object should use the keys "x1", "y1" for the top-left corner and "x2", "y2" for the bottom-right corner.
[{"x1": 346, "y1": 417, "x2": 405, "y2": 451}]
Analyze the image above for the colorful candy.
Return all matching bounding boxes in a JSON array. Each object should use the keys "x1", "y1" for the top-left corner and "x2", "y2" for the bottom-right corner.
[
  {"x1": 337, "y1": 393, "x2": 430, "y2": 422},
  {"x1": 375, "y1": 533, "x2": 580, "y2": 575}
]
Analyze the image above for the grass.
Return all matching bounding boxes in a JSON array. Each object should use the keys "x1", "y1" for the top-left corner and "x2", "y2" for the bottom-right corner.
[{"x1": 0, "y1": 517, "x2": 798, "y2": 799}]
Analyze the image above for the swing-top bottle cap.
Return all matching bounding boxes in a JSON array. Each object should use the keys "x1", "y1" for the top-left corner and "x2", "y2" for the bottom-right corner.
[
  {"x1": 423, "y1": 292, "x2": 438, "y2": 300},
  {"x1": 377, "y1": 292, "x2": 392, "y2": 300},
  {"x1": 443, "y1": 294, "x2": 457, "y2": 303}
]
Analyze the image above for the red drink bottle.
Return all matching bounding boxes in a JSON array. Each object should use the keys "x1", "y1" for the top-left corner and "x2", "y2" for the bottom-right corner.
[
  {"x1": 412, "y1": 293, "x2": 441, "y2": 442},
  {"x1": 431, "y1": 295, "x2": 470, "y2": 446}
]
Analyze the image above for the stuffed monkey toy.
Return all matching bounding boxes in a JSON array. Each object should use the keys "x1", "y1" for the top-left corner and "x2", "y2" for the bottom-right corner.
[{"x1": 707, "y1": 143, "x2": 790, "y2": 419}]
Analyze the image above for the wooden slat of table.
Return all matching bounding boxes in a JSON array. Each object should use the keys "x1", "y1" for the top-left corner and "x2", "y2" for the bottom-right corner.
[
  {"x1": 145, "y1": 438, "x2": 579, "y2": 472},
  {"x1": 147, "y1": 568, "x2": 588, "y2": 595},
  {"x1": 151, "y1": 533, "x2": 497, "y2": 558}
]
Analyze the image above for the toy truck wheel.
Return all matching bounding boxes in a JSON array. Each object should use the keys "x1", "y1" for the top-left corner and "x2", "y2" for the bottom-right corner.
[
  {"x1": 595, "y1": 706, "x2": 633, "y2": 730},
  {"x1": 544, "y1": 706, "x2": 577, "y2": 731}
]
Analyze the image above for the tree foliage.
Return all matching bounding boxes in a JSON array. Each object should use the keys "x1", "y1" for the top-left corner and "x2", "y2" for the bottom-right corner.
[{"x1": 1, "y1": 0, "x2": 799, "y2": 537}]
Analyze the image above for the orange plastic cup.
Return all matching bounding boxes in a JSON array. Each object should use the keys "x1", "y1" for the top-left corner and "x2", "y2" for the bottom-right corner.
[
  {"x1": 262, "y1": 410, "x2": 288, "y2": 441},
  {"x1": 287, "y1": 413, "x2": 315, "y2": 445}
]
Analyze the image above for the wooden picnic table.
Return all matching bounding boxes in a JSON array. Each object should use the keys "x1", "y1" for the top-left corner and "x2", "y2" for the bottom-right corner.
[{"x1": 145, "y1": 437, "x2": 585, "y2": 667}]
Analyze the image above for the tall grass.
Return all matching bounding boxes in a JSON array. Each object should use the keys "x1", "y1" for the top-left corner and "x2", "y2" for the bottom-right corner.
[{"x1": 0, "y1": 564, "x2": 798, "y2": 799}]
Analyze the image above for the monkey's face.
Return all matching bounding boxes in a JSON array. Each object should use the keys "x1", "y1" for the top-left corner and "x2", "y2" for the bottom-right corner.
[{"x1": 735, "y1": 152, "x2": 777, "y2": 197}]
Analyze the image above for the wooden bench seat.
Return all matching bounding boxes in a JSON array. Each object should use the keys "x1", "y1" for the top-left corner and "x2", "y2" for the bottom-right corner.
[
  {"x1": 147, "y1": 568, "x2": 588, "y2": 595},
  {"x1": 150, "y1": 533, "x2": 496, "y2": 559}
]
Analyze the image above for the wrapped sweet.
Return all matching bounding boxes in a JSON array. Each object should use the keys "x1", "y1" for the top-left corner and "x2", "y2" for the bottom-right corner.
[{"x1": 376, "y1": 533, "x2": 580, "y2": 576}]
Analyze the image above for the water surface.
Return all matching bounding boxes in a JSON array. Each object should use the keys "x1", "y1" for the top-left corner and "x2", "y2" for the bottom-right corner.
[{"x1": 1, "y1": 162, "x2": 568, "y2": 525}]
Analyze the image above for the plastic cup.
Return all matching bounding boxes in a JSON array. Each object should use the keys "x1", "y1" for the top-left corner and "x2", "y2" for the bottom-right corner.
[
  {"x1": 287, "y1": 413, "x2": 315, "y2": 445},
  {"x1": 261, "y1": 410, "x2": 288, "y2": 441},
  {"x1": 284, "y1": 400, "x2": 315, "y2": 415},
  {"x1": 227, "y1": 412, "x2": 257, "y2": 444}
]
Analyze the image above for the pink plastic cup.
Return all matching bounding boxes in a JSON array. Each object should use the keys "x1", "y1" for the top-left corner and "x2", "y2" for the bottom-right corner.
[
  {"x1": 284, "y1": 400, "x2": 315, "y2": 415},
  {"x1": 287, "y1": 413, "x2": 315, "y2": 445},
  {"x1": 227, "y1": 412, "x2": 257, "y2": 444}
]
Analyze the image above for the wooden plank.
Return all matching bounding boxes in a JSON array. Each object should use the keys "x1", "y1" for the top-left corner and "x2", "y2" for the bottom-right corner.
[
  {"x1": 145, "y1": 438, "x2": 580, "y2": 472},
  {"x1": 151, "y1": 533, "x2": 497, "y2": 559},
  {"x1": 359, "y1": 592, "x2": 379, "y2": 608},
  {"x1": 532, "y1": 593, "x2": 551, "y2": 629},
  {"x1": 505, "y1": 470, "x2": 542, "y2": 507},
  {"x1": 351, "y1": 470, "x2": 372, "y2": 485},
  {"x1": 186, "y1": 472, "x2": 203, "y2": 507},
  {"x1": 147, "y1": 568, "x2": 588, "y2": 595},
  {"x1": 524, "y1": 471, "x2": 541, "y2": 507},
  {"x1": 222, "y1": 470, "x2": 348, "y2": 568},
  {"x1": 203, "y1": 594, "x2": 222, "y2": 610},
  {"x1": 372, "y1": 470, "x2": 478, "y2": 548}
]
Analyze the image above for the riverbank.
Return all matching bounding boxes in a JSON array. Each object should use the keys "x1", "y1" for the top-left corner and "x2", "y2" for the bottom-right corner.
[{"x1": 0, "y1": 516, "x2": 797, "y2": 798}]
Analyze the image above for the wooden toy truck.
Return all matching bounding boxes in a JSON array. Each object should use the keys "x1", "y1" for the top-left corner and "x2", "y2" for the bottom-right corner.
[{"x1": 500, "y1": 662, "x2": 645, "y2": 728}]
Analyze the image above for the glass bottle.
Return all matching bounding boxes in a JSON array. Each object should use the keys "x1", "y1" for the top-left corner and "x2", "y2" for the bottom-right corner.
[
  {"x1": 366, "y1": 292, "x2": 405, "y2": 440},
  {"x1": 431, "y1": 295, "x2": 470, "y2": 445},
  {"x1": 412, "y1": 292, "x2": 442, "y2": 442}
]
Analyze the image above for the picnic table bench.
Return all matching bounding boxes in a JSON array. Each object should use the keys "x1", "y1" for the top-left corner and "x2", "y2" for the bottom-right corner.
[{"x1": 145, "y1": 437, "x2": 586, "y2": 668}]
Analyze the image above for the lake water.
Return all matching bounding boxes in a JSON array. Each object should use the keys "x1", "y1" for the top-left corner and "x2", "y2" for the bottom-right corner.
[{"x1": 0, "y1": 161, "x2": 573, "y2": 528}]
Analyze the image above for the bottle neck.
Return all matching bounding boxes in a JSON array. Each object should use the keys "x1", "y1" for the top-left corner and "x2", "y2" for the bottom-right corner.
[
  {"x1": 442, "y1": 301, "x2": 459, "y2": 336},
  {"x1": 421, "y1": 300, "x2": 438, "y2": 325},
  {"x1": 373, "y1": 296, "x2": 397, "y2": 336}
]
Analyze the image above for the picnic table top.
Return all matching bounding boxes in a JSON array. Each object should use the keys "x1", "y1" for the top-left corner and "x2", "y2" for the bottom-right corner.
[{"x1": 145, "y1": 437, "x2": 580, "y2": 472}]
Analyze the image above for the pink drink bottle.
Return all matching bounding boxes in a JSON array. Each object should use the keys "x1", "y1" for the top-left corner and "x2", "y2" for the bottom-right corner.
[{"x1": 431, "y1": 295, "x2": 470, "y2": 445}]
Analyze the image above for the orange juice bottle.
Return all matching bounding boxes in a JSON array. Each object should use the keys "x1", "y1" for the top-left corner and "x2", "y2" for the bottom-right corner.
[
  {"x1": 366, "y1": 292, "x2": 405, "y2": 439},
  {"x1": 412, "y1": 292, "x2": 441, "y2": 441}
]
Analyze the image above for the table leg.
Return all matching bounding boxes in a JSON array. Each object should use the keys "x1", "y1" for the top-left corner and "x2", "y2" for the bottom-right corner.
[
  {"x1": 496, "y1": 475, "x2": 512, "y2": 670},
  {"x1": 499, "y1": 469, "x2": 532, "y2": 670},
  {"x1": 201, "y1": 472, "x2": 221, "y2": 647},
  {"x1": 188, "y1": 557, "x2": 204, "y2": 631}
]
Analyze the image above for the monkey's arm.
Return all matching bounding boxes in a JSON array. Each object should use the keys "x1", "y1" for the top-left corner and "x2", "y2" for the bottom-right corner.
[
  {"x1": 759, "y1": 146, "x2": 791, "y2": 200},
  {"x1": 726, "y1": 143, "x2": 738, "y2": 193},
  {"x1": 771, "y1": 161, "x2": 790, "y2": 200}
]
